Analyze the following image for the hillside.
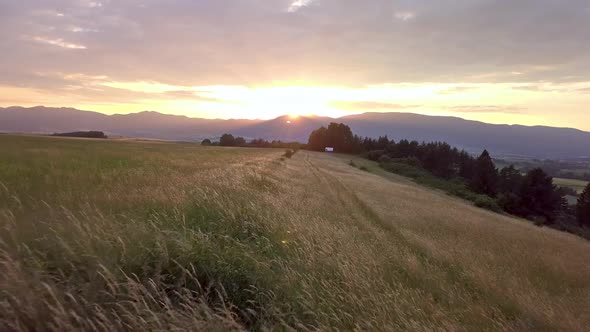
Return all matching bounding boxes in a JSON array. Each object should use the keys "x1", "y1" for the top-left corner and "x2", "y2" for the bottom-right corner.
[
  {"x1": 0, "y1": 106, "x2": 260, "y2": 141},
  {"x1": 2, "y1": 106, "x2": 590, "y2": 158},
  {"x1": 1, "y1": 135, "x2": 588, "y2": 331}
]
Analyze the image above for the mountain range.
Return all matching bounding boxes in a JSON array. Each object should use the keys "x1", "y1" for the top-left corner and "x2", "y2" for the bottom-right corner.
[{"x1": 2, "y1": 106, "x2": 589, "y2": 159}]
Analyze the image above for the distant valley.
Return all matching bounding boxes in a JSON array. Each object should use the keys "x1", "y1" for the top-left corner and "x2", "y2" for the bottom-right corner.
[{"x1": 2, "y1": 106, "x2": 590, "y2": 159}]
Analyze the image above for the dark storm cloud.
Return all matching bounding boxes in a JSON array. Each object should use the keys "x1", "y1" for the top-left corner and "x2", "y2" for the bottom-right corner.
[{"x1": 1, "y1": 0, "x2": 590, "y2": 90}]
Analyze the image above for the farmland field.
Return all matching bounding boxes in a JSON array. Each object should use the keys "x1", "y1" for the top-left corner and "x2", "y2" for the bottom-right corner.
[
  {"x1": 554, "y1": 177, "x2": 589, "y2": 194},
  {"x1": 1, "y1": 135, "x2": 589, "y2": 331}
]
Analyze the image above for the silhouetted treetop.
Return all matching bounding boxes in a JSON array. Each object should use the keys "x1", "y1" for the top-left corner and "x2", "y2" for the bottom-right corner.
[
  {"x1": 220, "y1": 134, "x2": 235, "y2": 146},
  {"x1": 472, "y1": 150, "x2": 499, "y2": 197}
]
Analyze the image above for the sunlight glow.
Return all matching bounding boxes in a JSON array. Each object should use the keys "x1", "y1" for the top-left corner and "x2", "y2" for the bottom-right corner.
[{"x1": 3, "y1": 79, "x2": 590, "y2": 130}]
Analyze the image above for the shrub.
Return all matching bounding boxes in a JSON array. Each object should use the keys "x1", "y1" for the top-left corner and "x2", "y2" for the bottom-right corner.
[
  {"x1": 497, "y1": 192, "x2": 523, "y2": 215},
  {"x1": 283, "y1": 149, "x2": 294, "y2": 159},
  {"x1": 378, "y1": 155, "x2": 392, "y2": 163},
  {"x1": 359, "y1": 166, "x2": 369, "y2": 172},
  {"x1": 474, "y1": 196, "x2": 503, "y2": 213},
  {"x1": 449, "y1": 186, "x2": 481, "y2": 202},
  {"x1": 366, "y1": 150, "x2": 385, "y2": 161},
  {"x1": 380, "y1": 162, "x2": 428, "y2": 179},
  {"x1": 392, "y1": 157, "x2": 422, "y2": 167}
]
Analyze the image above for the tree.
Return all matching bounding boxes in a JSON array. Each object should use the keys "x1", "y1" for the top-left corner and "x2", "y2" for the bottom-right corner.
[
  {"x1": 250, "y1": 139, "x2": 271, "y2": 148},
  {"x1": 519, "y1": 168, "x2": 565, "y2": 223},
  {"x1": 308, "y1": 126, "x2": 328, "y2": 151},
  {"x1": 234, "y1": 136, "x2": 246, "y2": 146},
  {"x1": 201, "y1": 139, "x2": 212, "y2": 146},
  {"x1": 497, "y1": 165, "x2": 525, "y2": 214},
  {"x1": 471, "y1": 150, "x2": 499, "y2": 197},
  {"x1": 417, "y1": 142, "x2": 455, "y2": 178},
  {"x1": 219, "y1": 134, "x2": 235, "y2": 146},
  {"x1": 577, "y1": 184, "x2": 590, "y2": 227},
  {"x1": 376, "y1": 136, "x2": 391, "y2": 150},
  {"x1": 326, "y1": 123, "x2": 355, "y2": 153},
  {"x1": 458, "y1": 150, "x2": 476, "y2": 180},
  {"x1": 307, "y1": 123, "x2": 357, "y2": 153},
  {"x1": 394, "y1": 139, "x2": 411, "y2": 158},
  {"x1": 498, "y1": 165, "x2": 523, "y2": 194}
]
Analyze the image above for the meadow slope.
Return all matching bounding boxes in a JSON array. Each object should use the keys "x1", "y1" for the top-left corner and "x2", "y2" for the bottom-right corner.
[{"x1": 1, "y1": 135, "x2": 589, "y2": 331}]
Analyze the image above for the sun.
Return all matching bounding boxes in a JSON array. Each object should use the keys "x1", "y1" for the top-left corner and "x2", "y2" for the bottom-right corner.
[
  {"x1": 240, "y1": 86, "x2": 337, "y2": 119},
  {"x1": 190, "y1": 85, "x2": 352, "y2": 119}
]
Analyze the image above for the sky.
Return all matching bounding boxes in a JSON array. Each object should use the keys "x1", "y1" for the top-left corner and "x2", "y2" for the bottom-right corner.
[{"x1": 1, "y1": 0, "x2": 590, "y2": 130}]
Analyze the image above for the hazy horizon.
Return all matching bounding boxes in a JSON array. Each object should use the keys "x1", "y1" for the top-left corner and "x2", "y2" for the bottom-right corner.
[
  {"x1": 6, "y1": 106, "x2": 590, "y2": 135},
  {"x1": 1, "y1": 1, "x2": 589, "y2": 130}
]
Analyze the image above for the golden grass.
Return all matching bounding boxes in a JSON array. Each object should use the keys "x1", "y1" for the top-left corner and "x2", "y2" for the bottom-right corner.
[{"x1": 1, "y1": 135, "x2": 589, "y2": 331}]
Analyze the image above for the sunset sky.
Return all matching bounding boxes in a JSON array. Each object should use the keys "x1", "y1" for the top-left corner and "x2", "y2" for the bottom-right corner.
[{"x1": 1, "y1": 0, "x2": 590, "y2": 130}]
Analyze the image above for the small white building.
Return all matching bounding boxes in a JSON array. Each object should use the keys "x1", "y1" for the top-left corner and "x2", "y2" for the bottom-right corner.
[{"x1": 325, "y1": 147, "x2": 334, "y2": 152}]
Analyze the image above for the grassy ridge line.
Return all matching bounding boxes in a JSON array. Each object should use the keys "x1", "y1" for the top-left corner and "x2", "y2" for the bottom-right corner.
[
  {"x1": 1, "y1": 135, "x2": 589, "y2": 330},
  {"x1": 325, "y1": 152, "x2": 590, "y2": 330}
]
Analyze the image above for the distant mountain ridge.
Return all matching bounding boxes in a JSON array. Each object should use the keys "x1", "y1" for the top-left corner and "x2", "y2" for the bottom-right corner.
[
  {"x1": 1, "y1": 106, "x2": 589, "y2": 159},
  {"x1": 0, "y1": 106, "x2": 260, "y2": 142}
]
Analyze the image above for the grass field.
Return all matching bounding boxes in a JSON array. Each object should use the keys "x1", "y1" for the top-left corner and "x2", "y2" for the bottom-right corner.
[
  {"x1": 1, "y1": 135, "x2": 590, "y2": 331},
  {"x1": 554, "y1": 177, "x2": 589, "y2": 194}
]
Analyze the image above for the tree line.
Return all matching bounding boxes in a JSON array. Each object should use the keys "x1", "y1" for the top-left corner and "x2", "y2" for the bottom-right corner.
[
  {"x1": 308, "y1": 123, "x2": 590, "y2": 231},
  {"x1": 201, "y1": 134, "x2": 305, "y2": 150},
  {"x1": 51, "y1": 131, "x2": 107, "y2": 139}
]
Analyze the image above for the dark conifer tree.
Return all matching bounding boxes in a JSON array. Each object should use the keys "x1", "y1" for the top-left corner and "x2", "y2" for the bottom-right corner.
[
  {"x1": 496, "y1": 165, "x2": 525, "y2": 214},
  {"x1": 577, "y1": 184, "x2": 590, "y2": 227},
  {"x1": 472, "y1": 150, "x2": 499, "y2": 197},
  {"x1": 499, "y1": 165, "x2": 523, "y2": 193},
  {"x1": 519, "y1": 168, "x2": 565, "y2": 223},
  {"x1": 376, "y1": 136, "x2": 390, "y2": 150},
  {"x1": 458, "y1": 150, "x2": 476, "y2": 180}
]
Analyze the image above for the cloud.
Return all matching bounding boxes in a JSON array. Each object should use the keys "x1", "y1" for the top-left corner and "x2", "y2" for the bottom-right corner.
[
  {"x1": 394, "y1": 11, "x2": 416, "y2": 21},
  {"x1": 68, "y1": 26, "x2": 98, "y2": 33},
  {"x1": 86, "y1": 2, "x2": 103, "y2": 8},
  {"x1": 287, "y1": 0, "x2": 315, "y2": 13},
  {"x1": 330, "y1": 101, "x2": 420, "y2": 111},
  {"x1": 163, "y1": 90, "x2": 246, "y2": 105},
  {"x1": 438, "y1": 85, "x2": 480, "y2": 95},
  {"x1": 31, "y1": 36, "x2": 87, "y2": 49},
  {"x1": 2, "y1": 0, "x2": 589, "y2": 87},
  {"x1": 510, "y1": 82, "x2": 590, "y2": 93},
  {"x1": 446, "y1": 105, "x2": 527, "y2": 114},
  {"x1": 0, "y1": 0, "x2": 589, "y2": 130}
]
